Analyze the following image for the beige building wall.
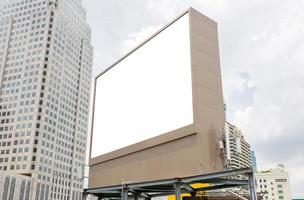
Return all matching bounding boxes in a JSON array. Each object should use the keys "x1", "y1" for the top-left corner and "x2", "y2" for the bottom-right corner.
[
  {"x1": 89, "y1": 8, "x2": 225, "y2": 188},
  {"x1": 189, "y1": 8, "x2": 225, "y2": 172}
]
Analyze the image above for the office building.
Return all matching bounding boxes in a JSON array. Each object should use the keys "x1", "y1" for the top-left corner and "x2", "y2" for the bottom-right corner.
[
  {"x1": 224, "y1": 122, "x2": 252, "y2": 169},
  {"x1": 0, "y1": 0, "x2": 93, "y2": 199},
  {"x1": 256, "y1": 165, "x2": 292, "y2": 200}
]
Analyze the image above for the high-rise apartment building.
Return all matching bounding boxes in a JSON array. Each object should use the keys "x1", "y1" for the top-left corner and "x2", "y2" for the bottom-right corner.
[
  {"x1": 224, "y1": 122, "x2": 252, "y2": 170},
  {"x1": 0, "y1": 0, "x2": 93, "y2": 199},
  {"x1": 255, "y1": 165, "x2": 292, "y2": 200}
]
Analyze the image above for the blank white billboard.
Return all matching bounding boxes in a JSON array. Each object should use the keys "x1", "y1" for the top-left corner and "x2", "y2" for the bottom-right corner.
[{"x1": 91, "y1": 13, "x2": 193, "y2": 158}]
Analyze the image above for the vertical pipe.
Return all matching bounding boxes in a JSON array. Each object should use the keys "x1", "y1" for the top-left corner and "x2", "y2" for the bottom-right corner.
[{"x1": 248, "y1": 172, "x2": 257, "y2": 200}]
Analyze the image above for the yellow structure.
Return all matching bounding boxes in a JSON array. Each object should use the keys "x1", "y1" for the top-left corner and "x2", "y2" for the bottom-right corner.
[{"x1": 167, "y1": 183, "x2": 209, "y2": 200}]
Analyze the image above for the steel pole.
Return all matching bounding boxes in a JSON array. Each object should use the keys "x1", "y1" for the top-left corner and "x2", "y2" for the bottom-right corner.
[
  {"x1": 174, "y1": 182, "x2": 181, "y2": 200},
  {"x1": 122, "y1": 184, "x2": 128, "y2": 200}
]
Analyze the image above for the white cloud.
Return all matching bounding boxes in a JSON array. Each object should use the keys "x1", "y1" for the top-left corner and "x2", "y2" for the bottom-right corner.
[
  {"x1": 227, "y1": 1, "x2": 304, "y2": 196},
  {"x1": 121, "y1": 24, "x2": 164, "y2": 53}
]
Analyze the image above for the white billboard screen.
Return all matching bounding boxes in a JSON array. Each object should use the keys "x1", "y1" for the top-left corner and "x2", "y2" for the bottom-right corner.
[{"x1": 91, "y1": 13, "x2": 193, "y2": 158}]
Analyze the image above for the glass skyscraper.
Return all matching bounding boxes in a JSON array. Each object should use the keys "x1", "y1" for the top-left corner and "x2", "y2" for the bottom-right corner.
[
  {"x1": 250, "y1": 150, "x2": 257, "y2": 172},
  {"x1": 0, "y1": 0, "x2": 93, "y2": 199}
]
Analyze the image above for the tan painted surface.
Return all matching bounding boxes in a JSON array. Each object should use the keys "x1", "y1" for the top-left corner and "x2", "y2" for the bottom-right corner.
[{"x1": 89, "y1": 8, "x2": 225, "y2": 188}]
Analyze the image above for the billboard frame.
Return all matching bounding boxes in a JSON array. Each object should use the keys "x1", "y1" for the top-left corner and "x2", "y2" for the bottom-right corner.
[
  {"x1": 89, "y1": 8, "x2": 192, "y2": 159},
  {"x1": 89, "y1": 7, "x2": 226, "y2": 187},
  {"x1": 84, "y1": 168, "x2": 257, "y2": 200}
]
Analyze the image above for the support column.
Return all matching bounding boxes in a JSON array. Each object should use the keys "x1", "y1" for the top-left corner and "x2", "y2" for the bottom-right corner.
[
  {"x1": 122, "y1": 184, "x2": 128, "y2": 200},
  {"x1": 174, "y1": 181, "x2": 181, "y2": 200},
  {"x1": 248, "y1": 172, "x2": 257, "y2": 200}
]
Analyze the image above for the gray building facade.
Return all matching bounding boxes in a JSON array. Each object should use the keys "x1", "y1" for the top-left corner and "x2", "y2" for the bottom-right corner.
[
  {"x1": 0, "y1": 174, "x2": 33, "y2": 200},
  {"x1": 0, "y1": 0, "x2": 93, "y2": 199}
]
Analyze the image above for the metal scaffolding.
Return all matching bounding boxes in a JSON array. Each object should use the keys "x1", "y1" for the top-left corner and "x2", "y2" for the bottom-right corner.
[{"x1": 84, "y1": 168, "x2": 257, "y2": 200}]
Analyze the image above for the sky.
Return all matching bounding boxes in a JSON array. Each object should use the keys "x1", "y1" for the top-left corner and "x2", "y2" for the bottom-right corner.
[
  {"x1": 0, "y1": 0, "x2": 303, "y2": 197},
  {"x1": 81, "y1": 0, "x2": 304, "y2": 197}
]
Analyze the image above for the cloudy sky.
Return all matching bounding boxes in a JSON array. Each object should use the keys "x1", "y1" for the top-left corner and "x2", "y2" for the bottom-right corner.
[
  {"x1": 81, "y1": 0, "x2": 304, "y2": 197},
  {"x1": 1, "y1": 0, "x2": 303, "y2": 197}
]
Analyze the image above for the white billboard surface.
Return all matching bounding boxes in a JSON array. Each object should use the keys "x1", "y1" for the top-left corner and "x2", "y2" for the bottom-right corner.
[{"x1": 91, "y1": 13, "x2": 193, "y2": 158}]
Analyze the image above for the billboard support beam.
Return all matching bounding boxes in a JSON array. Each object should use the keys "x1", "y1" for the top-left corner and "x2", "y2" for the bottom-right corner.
[
  {"x1": 122, "y1": 184, "x2": 128, "y2": 200},
  {"x1": 182, "y1": 183, "x2": 195, "y2": 196},
  {"x1": 84, "y1": 168, "x2": 257, "y2": 200},
  {"x1": 174, "y1": 181, "x2": 181, "y2": 200}
]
